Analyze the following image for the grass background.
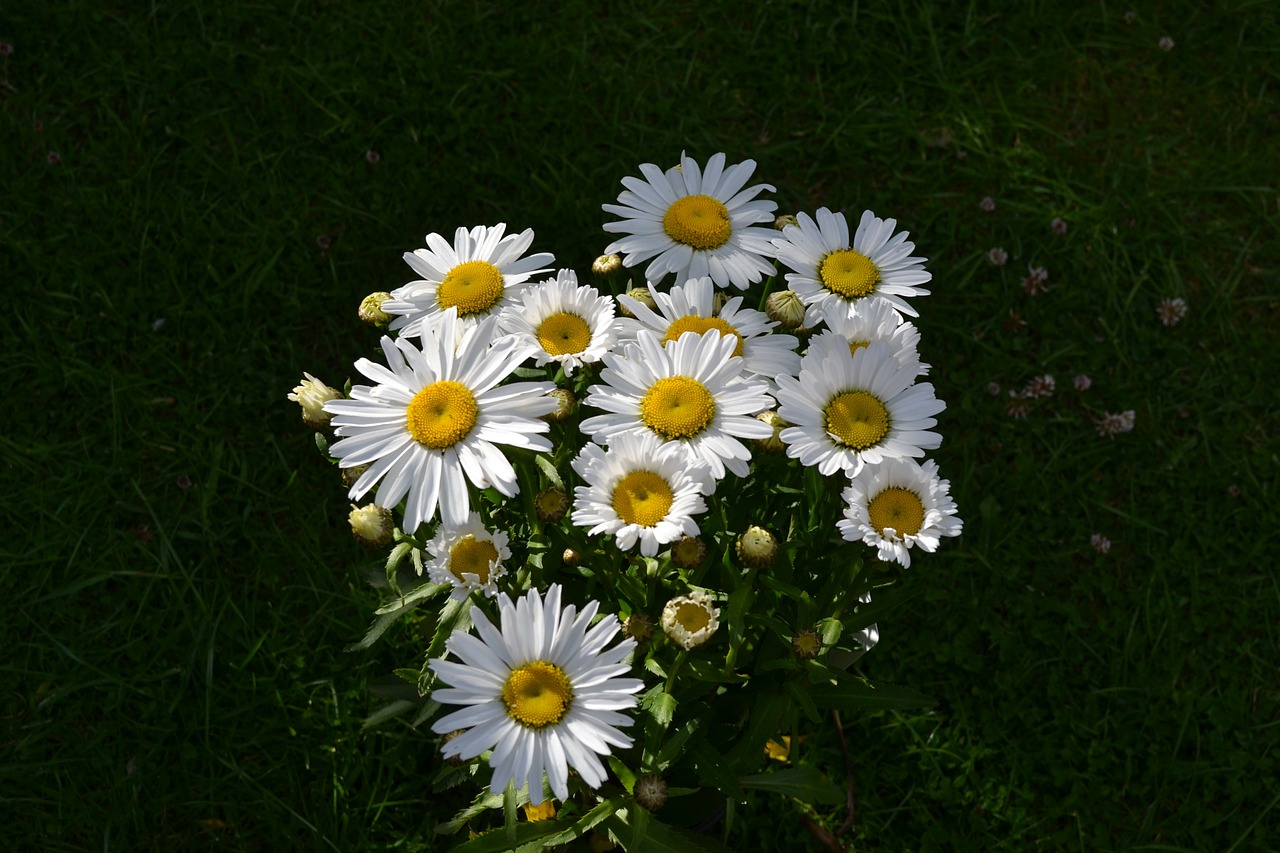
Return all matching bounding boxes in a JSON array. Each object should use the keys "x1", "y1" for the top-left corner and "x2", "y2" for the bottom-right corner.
[{"x1": 3, "y1": 0, "x2": 1277, "y2": 849}]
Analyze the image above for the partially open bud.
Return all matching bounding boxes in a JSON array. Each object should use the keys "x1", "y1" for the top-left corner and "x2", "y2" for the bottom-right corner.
[
  {"x1": 341, "y1": 463, "x2": 370, "y2": 489},
  {"x1": 562, "y1": 547, "x2": 585, "y2": 568},
  {"x1": 543, "y1": 388, "x2": 576, "y2": 422},
  {"x1": 618, "y1": 287, "x2": 657, "y2": 318},
  {"x1": 358, "y1": 291, "x2": 393, "y2": 326},
  {"x1": 752, "y1": 411, "x2": 788, "y2": 452},
  {"x1": 349, "y1": 504, "x2": 394, "y2": 548},
  {"x1": 288, "y1": 373, "x2": 343, "y2": 430},
  {"x1": 591, "y1": 253, "x2": 624, "y2": 284},
  {"x1": 711, "y1": 291, "x2": 731, "y2": 316},
  {"x1": 440, "y1": 729, "x2": 468, "y2": 767},
  {"x1": 773, "y1": 213, "x2": 799, "y2": 231},
  {"x1": 634, "y1": 774, "x2": 669, "y2": 812},
  {"x1": 535, "y1": 487, "x2": 569, "y2": 523},
  {"x1": 622, "y1": 612, "x2": 654, "y2": 644},
  {"x1": 792, "y1": 628, "x2": 823, "y2": 660},
  {"x1": 671, "y1": 535, "x2": 707, "y2": 569},
  {"x1": 765, "y1": 290, "x2": 807, "y2": 331},
  {"x1": 661, "y1": 592, "x2": 720, "y2": 650},
  {"x1": 736, "y1": 525, "x2": 778, "y2": 568}
]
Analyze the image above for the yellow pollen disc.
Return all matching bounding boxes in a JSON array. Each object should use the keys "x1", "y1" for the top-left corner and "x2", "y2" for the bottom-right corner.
[
  {"x1": 867, "y1": 487, "x2": 926, "y2": 537},
  {"x1": 611, "y1": 471, "x2": 675, "y2": 527},
  {"x1": 448, "y1": 535, "x2": 498, "y2": 583},
  {"x1": 536, "y1": 311, "x2": 592, "y2": 356},
  {"x1": 819, "y1": 249, "x2": 881, "y2": 299},
  {"x1": 662, "y1": 194, "x2": 732, "y2": 250},
  {"x1": 662, "y1": 315, "x2": 745, "y2": 357},
  {"x1": 502, "y1": 661, "x2": 573, "y2": 729},
  {"x1": 848, "y1": 340, "x2": 871, "y2": 356},
  {"x1": 640, "y1": 376, "x2": 716, "y2": 440},
  {"x1": 824, "y1": 390, "x2": 890, "y2": 450},
  {"x1": 406, "y1": 380, "x2": 479, "y2": 449},
  {"x1": 436, "y1": 260, "x2": 505, "y2": 316},
  {"x1": 675, "y1": 602, "x2": 711, "y2": 633}
]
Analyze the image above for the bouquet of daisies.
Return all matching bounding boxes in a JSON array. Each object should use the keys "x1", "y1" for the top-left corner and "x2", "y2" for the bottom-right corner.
[{"x1": 290, "y1": 153, "x2": 962, "y2": 850}]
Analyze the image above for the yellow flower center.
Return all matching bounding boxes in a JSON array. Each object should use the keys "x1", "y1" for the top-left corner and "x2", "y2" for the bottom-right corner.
[
  {"x1": 436, "y1": 259, "x2": 505, "y2": 316},
  {"x1": 502, "y1": 661, "x2": 573, "y2": 729},
  {"x1": 640, "y1": 376, "x2": 716, "y2": 440},
  {"x1": 405, "y1": 380, "x2": 479, "y2": 449},
  {"x1": 824, "y1": 390, "x2": 889, "y2": 450},
  {"x1": 448, "y1": 535, "x2": 498, "y2": 583},
  {"x1": 611, "y1": 471, "x2": 675, "y2": 527},
  {"x1": 662, "y1": 194, "x2": 732, "y2": 250},
  {"x1": 867, "y1": 487, "x2": 926, "y2": 537},
  {"x1": 662, "y1": 315, "x2": 745, "y2": 357},
  {"x1": 536, "y1": 311, "x2": 593, "y2": 356},
  {"x1": 675, "y1": 602, "x2": 711, "y2": 633},
  {"x1": 819, "y1": 249, "x2": 880, "y2": 299},
  {"x1": 848, "y1": 339, "x2": 871, "y2": 357}
]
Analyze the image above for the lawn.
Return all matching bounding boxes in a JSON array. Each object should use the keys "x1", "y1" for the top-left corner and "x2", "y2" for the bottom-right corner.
[{"x1": 2, "y1": 1, "x2": 1277, "y2": 850}]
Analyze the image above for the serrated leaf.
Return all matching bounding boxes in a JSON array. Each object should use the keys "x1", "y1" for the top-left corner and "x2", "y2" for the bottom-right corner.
[
  {"x1": 345, "y1": 610, "x2": 402, "y2": 652},
  {"x1": 739, "y1": 766, "x2": 843, "y2": 805},
  {"x1": 608, "y1": 756, "x2": 636, "y2": 794},
  {"x1": 436, "y1": 790, "x2": 505, "y2": 835},
  {"x1": 642, "y1": 688, "x2": 678, "y2": 728},
  {"x1": 539, "y1": 796, "x2": 624, "y2": 846},
  {"x1": 534, "y1": 454, "x2": 564, "y2": 489}
]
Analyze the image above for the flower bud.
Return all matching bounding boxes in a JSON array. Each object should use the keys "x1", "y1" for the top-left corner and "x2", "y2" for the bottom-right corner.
[
  {"x1": 341, "y1": 463, "x2": 370, "y2": 489},
  {"x1": 591, "y1": 253, "x2": 624, "y2": 283},
  {"x1": 288, "y1": 373, "x2": 343, "y2": 430},
  {"x1": 618, "y1": 287, "x2": 657, "y2": 318},
  {"x1": 711, "y1": 291, "x2": 731, "y2": 315},
  {"x1": 736, "y1": 525, "x2": 778, "y2": 568},
  {"x1": 752, "y1": 411, "x2": 788, "y2": 452},
  {"x1": 765, "y1": 290, "x2": 806, "y2": 331},
  {"x1": 671, "y1": 535, "x2": 707, "y2": 569},
  {"x1": 562, "y1": 547, "x2": 585, "y2": 568},
  {"x1": 773, "y1": 214, "x2": 799, "y2": 231},
  {"x1": 622, "y1": 612, "x2": 654, "y2": 644},
  {"x1": 534, "y1": 487, "x2": 569, "y2": 523},
  {"x1": 440, "y1": 729, "x2": 468, "y2": 766},
  {"x1": 543, "y1": 388, "x2": 576, "y2": 422},
  {"x1": 634, "y1": 774, "x2": 669, "y2": 812},
  {"x1": 349, "y1": 504, "x2": 394, "y2": 548},
  {"x1": 358, "y1": 292, "x2": 393, "y2": 326},
  {"x1": 792, "y1": 628, "x2": 823, "y2": 660},
  {"x1": 661, "y1": 592, "x2": 720, "y2": 650}
]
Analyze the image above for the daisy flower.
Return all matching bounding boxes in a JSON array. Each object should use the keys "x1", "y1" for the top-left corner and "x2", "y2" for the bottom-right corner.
[
  {"x1": 429, "y1": 585, "x2": 644, "y2": 805},
  {"x1": 616, "y1": 277, "x2": 800, "y2": 382},
  {"x1": 837, "y1": 458, "x2": 962, "y2": 568},
  {"x1": 774, "y1": 340, "x2": 944, "y2": 477},
  {"x1": 806, "y1": 297, "x2": 927, "y2": 376},
  {"x1": 771, "y1": 207, "x2": 932, "y2": 325},
  {"x1": 499, "y1": 270, "x2": 617, "y2": 376},
  {"x1": 570, "y1": 431, "x2": 713, "y2": 557},
  {"x1": 324, "y1": 310, "x2": 557, "y2": 533},
  {"x1": 383, "y1": 224, "x2": 554, "y2": 337},
  {"x1": 661, "y1": 591, "x2": 720, "y2": 650},
  {"x1": 424, "y1": 512, "x2": 512, "y2": 600},
  {"x1": 580, "y1": 330, "x2": 775, "y2": 480},
  {"x1": 602, "y1": 152, "x2": 778, "y2": 290}
]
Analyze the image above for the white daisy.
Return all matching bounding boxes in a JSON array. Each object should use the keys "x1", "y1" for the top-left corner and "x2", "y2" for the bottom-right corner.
[
  {"x1": 499, "y1": 270, "x2": 617, "y2": 376},
  {"x1": 570, "y1": 431, "x2": 713, "y2": 557},
  {"x1": 580, "y1": 330, "x2": 775, "y2": 480},
  {"x1": 838, "y1": 457, "x2": 962, "y2": 568},
  {"x1": 424, "y1": 512, "x2": 512, "y2": 600},
  {"x1": 384, "y1": 224, "x2": 554, "y2": 337},
  {"x1": 324, "y1": 310, "x2": 557, "y2": 533},
  {"x1": 602, "y1": 152, "x2": 778, "y2": 290},
  {"x1": 616, "y1": 277, "x2": 801, "y2": 382},
  {"x1": 772, "y1": 207, "x2": 932, "y2": 325},
  {"x1": 429, "y1": 585, "x2": 644, "y2": 805},
  {"x1": 660, "y1": 591, "x2": 720, "y2": 650},
  {"x1": 806, "y1": 297, "x2": 928, "y2": 377},
  {"x1": 774, "y1": 340, "x2": 944, "y2": 478}
]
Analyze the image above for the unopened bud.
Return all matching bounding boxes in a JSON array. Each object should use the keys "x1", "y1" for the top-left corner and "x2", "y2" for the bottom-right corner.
[
  {"x1": 341, "y1": 463, "x2": 370, "y2": 489},
  {"x1": 592, "y1": 253, "x2": 624, "y2": 283},
  {"x1": 534, "y1": 487, "x2": 569, "y2": 523},
  {"x1": 773, "y1": 214, "x2": 799, "y2": 231},
  {"x1": 792, "y1": 628, "x2": 823, "y2": 660},
  {"x1": 349, "y1": 504, "x2": 394, "y2": 548},
  {"x1": 671, "y1": 535, "x2": 707, "y2": 569},
  {"x1": 618, "y1": 287, "x2": 657, "y2": 318},
  {"x1": 765, "y1": 290, "x2": 807, "y2": 331},
  {"x1": 622, "y1": 612, "x2": 654, "y2": 644},
  {"x1": 440, "y1": 729, "x2": 468, "y2": 767},
  {"x1": 288, "y1": 373, "x2": 343, "y2": 430},
  {"x1": 711, "y1": 291, "x2": 731, "y2": 315},
  {"x1": 634, "y1": 774, "x2": 669, "y2": 812},
  {"x1": 562, "y1": 547, "x2": 584, "y2": 568},
  {"x1": 543, "y1": 388, "x2": 576, "y2": 422},
  {"x1": 358, "y1": 292, "x2": 393, "y2": 326},
  {"x1": 736, "y1": 525, "x2": 778, "y2": 568},
  {"x1": 753, "y1": 411, "x2": 788, "y2": 452}
]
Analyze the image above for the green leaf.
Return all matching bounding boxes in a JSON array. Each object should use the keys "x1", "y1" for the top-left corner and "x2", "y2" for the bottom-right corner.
[
  {"x1": 842, "y1": 585, "x2": 920, "y2": 634},
  {"x1": 739, "y1": 766, "x2": 843, "y2": 805},
  {"x1": 602, "y1": 811, "x2": 734, "y2": 853},
  {"x1": 344, "y1": 609, "x2": 402, "y2": 652},
  {"x1": 654, "y1": 717, "x2": 701, "y2": 771},
  {"x1": 688, "y1": 740, "x2": 742, "y2": 797},
  {"x1": 447, "y1": 820, "x2": 564, "y2": 853},
  {"x1": 503, "y1": 780, "x2": 518, "y2": 848},
  {"x1": 534, "y1": 453, "x2": 564, "y2": 489},
  {"x1": 642, "y1": 687, "x2": 678, "y2": 728},
  {"x1": 608, "y1": 756, "x2": 637, "y2": 795},
  {"x1": 540, "y1": 796, "x2": 626, "y2": 846},
  {"x1": 361, "y1": 699, "x2": 416, "y2": 729},
  {"x1": 374, "y1": 580, "x2": 447, "y2": 614},
  {"x1": 788, "y1": 681, "x2": 822, "y2": 723},
  {"x1": 436, "y1": 790, "x2": 504, "y2": 835},
  {"x1": 425, "y1": 596, "x2": 475, "y2": 662},
  {"x1": 808, "y1": 680, "x2": 936, "y2": 712}
]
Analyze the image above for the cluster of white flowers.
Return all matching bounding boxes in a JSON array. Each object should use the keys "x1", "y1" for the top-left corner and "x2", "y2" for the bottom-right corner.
[{"x1": 290, "y1": 152, "x2": 964, "y2": 810}]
